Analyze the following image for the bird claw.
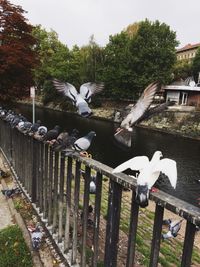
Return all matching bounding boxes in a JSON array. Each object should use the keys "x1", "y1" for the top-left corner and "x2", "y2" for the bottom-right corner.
[
  {"x1": 79, "y1": 151, "x2": 92, "y2": 158},
  {"x1": 150, "y1": 187, "x2": 159, "y2": 193}
]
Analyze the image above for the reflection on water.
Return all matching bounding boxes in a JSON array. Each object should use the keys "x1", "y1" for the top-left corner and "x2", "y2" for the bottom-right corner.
[{"x1": 15, "y1": 104, "x2": 200, "y2": 207}]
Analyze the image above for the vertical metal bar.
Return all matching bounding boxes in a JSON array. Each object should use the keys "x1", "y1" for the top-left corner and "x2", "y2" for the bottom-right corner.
[
  {"x1": 181, "y1": 221, "x2": 196, "y2": 267},
  {"x1": 149, "y1": 204, "x2": 164, "y2": 267},
  {"x1": 43, "y1": 144, "x2": 49, "y2": 219},
  {"x1": 81, "y1": 165, "x2": 91, "y2": 267},
  {"x1": 64, "y1": 156, "x2": 73, "y2": 252},
  {"x1": 104, "y1": 180, "x2": 122, "y2": 267},
  {"x1": 52, "y1": 151, "x2": 59, "y2": 233},
  {"x1": 126, "y1": 191, "x2": 140, "y2": 267},
  {"x1": 92, "y1": 172, "x2": 103, "y2": 267},
  {"x1": 48, "y1": 147, "x2": 54, "y2": 225},
  {"x1": 58, "y1": 151, "x2": 65, "y2": 243},
  {"x1": 71, "y1": 160, "x2": 81, "y2": 265},
  {"x1": 39, "y1": 142, "x2": 44, "y2": 212},
  {"x1": 31, "y1": 138, "x2": 37, "y2": 203}
]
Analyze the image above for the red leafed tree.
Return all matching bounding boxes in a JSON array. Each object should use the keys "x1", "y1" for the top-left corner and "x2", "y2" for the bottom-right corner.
[{"x1": 0, "y1": 0, "x2": 38, "y2": 101}]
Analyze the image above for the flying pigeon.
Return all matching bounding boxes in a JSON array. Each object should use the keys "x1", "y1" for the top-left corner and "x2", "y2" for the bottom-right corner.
[
  {"x1": 162, "y1": 219, "x2": 183, "y2": 240},
  {"x1": 114, "y1": 82, "x2": 172, "y2": 147},
  {"x1": 73, "y1": 131, "x2": 96, "y2": 157},
  {"x1": 53, "y1": 79, "x2": 104, "y2": 117},
  {"x1": 112, "y1": 151, "x2": 177, "y2": 208}
]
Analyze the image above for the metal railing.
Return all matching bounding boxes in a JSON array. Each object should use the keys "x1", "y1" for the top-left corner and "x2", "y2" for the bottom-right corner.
[{"x1": 0, "y1": 119, "x2": 200, "y2": 267}]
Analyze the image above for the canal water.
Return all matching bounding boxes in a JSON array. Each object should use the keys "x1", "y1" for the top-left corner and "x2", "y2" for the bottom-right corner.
[{"x1": 15, "y1": 104, "x2": 200, "y2": 208}]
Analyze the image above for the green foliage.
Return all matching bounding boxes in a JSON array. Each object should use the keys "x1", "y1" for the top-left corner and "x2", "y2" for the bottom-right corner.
[
  {"x1": 173, "y1": 60, "x2": 193, "y2": 81},
  {"x1": 0, "y1": 225, "x2": 33, "y2": 267},
  {"x1": 129, "y1": 19, "x2": 178, "y2": 89},
  {"x1": 192, "y1": 47, "x2": 200, "y2": 82},
  {"x1": 32, "y1": 25, "x2": 71, "y2": 93}
]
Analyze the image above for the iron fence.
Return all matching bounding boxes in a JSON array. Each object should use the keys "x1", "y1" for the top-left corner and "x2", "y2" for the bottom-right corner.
[{"x1": 0, "y1": 119, "x2": 200, "y2": 267}]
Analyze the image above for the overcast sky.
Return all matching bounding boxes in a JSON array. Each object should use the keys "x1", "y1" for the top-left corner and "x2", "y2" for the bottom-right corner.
[{"x1": 10, "y1": 0, "x2": 199, "y2": 49}]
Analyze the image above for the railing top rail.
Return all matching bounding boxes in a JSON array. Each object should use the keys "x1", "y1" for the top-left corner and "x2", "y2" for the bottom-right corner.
[{"x1": 72, "y1": 154, "x2": 200, "y2": 226}]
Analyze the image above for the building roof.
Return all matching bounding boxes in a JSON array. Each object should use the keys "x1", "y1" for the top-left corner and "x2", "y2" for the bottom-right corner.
[
  {"x1": 163, "y1": 85, "x2": 200, "y2": 92},
  {"x1": 176, "y1": 42, "x2": 200, "y2": 53}
]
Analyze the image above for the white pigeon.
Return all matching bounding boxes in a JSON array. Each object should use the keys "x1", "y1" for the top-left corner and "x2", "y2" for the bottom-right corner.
[
  {"x1": 112, "y1": 151, "x2": 177, "y2": 208},
  {"x1": 53, "y1": 79, "x2": 104, "y2": 117}
]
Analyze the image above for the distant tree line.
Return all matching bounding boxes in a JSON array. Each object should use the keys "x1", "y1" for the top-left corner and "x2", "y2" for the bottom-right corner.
[{"x1": 0, "y1": 0, "x2": 200, "y2": 104}]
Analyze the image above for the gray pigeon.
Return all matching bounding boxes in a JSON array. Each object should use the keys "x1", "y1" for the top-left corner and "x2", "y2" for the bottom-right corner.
[
  {"x1": 53, "y1": 79, "x2": 104, "y2": 117},
  {"x1": 162, "y1": 219, "x2": 183, "y2": 240},
  {"x1": 73, "y1": 131, "x2": 96, "y2": 155},
  {"x1": 30, "y1": 225, "x2": 43, "y2": 250},
  {"x1": 114, "y1": 82, "x2": 158, "y2": 147}
]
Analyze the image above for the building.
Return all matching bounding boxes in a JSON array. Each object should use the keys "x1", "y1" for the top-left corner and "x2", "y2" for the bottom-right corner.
[
  {"x1": 176, "y1": 42, "x2": 200, "y2": 62},
  {"x1": 163, "y1": 79, "x2": 200, "y2": 107}
]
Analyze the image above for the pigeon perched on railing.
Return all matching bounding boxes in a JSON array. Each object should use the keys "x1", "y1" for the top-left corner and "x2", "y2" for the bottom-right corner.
[
  {"x1": 72, "y1": 131, "x2": 96, "y2": 157},
  {"x1": 51, "y1": 131, "x2": 69, "y2": 151},
  {"x1": 162, "y1": 219, "x2": 183, "y2": 240},
  {"x1": 112, "y1": 151, "x2": 177, "y2": 208},
  {"x1": 43, "y1": 125, "x2": 60, "y2": 142},
  {"x1": 53, "y1": 79, "x2": 104, "y2": 117}
]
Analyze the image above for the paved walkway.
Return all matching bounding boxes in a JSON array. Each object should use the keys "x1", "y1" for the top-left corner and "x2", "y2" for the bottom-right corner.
[{"x1": 0, "y1": 183, "x2": 14, "y2": 230}]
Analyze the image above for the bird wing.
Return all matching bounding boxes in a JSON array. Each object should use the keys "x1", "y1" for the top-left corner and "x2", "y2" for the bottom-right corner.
[
  {"x1": 53, "y1": 79, "x2": 78, "y2": 103},
  {"x1": 137, "y1": 101, "x2": 176, "y2": 124},
  {"x1": 121, "y1": 82, "x2": 158, "y2": 127},
  {"x1": 74, "y1": 137, "x2": 90, "y2": 151},
  {"x1": 112, "y1": 156, "x2": 149, "y2": 173},
  {"x1": 153, "y1": 158, "x2": 177, "y2": 188},
  {"x1": 80, "y1": 82, "x2": 104, "y2": 103}
]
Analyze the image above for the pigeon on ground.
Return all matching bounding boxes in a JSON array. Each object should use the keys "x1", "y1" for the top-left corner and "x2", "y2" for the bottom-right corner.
[
  {"x1": 29, "y1": 224, "x2": 43, "y2": 250},
  {"x1": 162, "y1": 219, "x2": 183, "y2": 240},
  {"x1": 112, "y1": 151, "x2": 177, "y2": 208},
  {"x1": 81, "y1": 170, "x2": 96, "y2": 194},
  {"x1": 0, "y1": 169, "x2": 8, "y2": 178},
  {"x1": 72, "y1": 131, "x2": 96, "y2": 157},
  {"x1": 53, "y1": 79, "x2": 104, "y2": 117},
  {"x1": 43, "y1": 125, "x2": 60, "y2": 142},
  {"x1": 1, "y1": 187, "x2": 22, "y2": 198}
]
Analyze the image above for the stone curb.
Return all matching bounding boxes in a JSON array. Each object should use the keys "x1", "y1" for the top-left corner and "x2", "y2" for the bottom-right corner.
[{"x1": 1, "y1": 178, "x2": 43, "y2": 267}]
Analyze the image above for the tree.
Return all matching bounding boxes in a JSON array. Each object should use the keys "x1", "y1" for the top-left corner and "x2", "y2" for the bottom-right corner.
[
  {"x1": 0, "y1": 0, "x2": 38, "y2": 101},
  {"x1": 100, "y1": 32, "x2": 133, "y2": 99},
  {"x1": 32, "y1": 25, "x2": 71, "y2": 103},
  {"x1": 192, "y1": 47, "x2": 200, "y2": 83},
  {"x1": 129, "y1": 19, "x2": 178, "y2": 90},
  {"x1": 172, "y1": 60, "x2": 192, "y2": 81}
]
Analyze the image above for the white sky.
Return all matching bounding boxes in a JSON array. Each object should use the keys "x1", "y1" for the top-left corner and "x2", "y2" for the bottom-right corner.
[{"x1": 10, "y1": 0, "x2": 199, "y2": 49}]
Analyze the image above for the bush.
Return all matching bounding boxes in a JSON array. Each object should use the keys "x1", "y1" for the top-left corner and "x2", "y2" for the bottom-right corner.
[{"x1": 0, "y1": 225, "x2": 33, "y2": 267}]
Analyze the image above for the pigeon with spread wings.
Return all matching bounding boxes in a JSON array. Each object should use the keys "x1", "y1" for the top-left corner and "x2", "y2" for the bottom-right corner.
[
  {"x1": 114, "y1": 82, "x2": 158, "y2": 147},
  {"x1": 53, "y1": 79, "x2": 104, "y2": 117},
  {"x1": 112, "y1": 151, "x2": 177, "y2": 208}
]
